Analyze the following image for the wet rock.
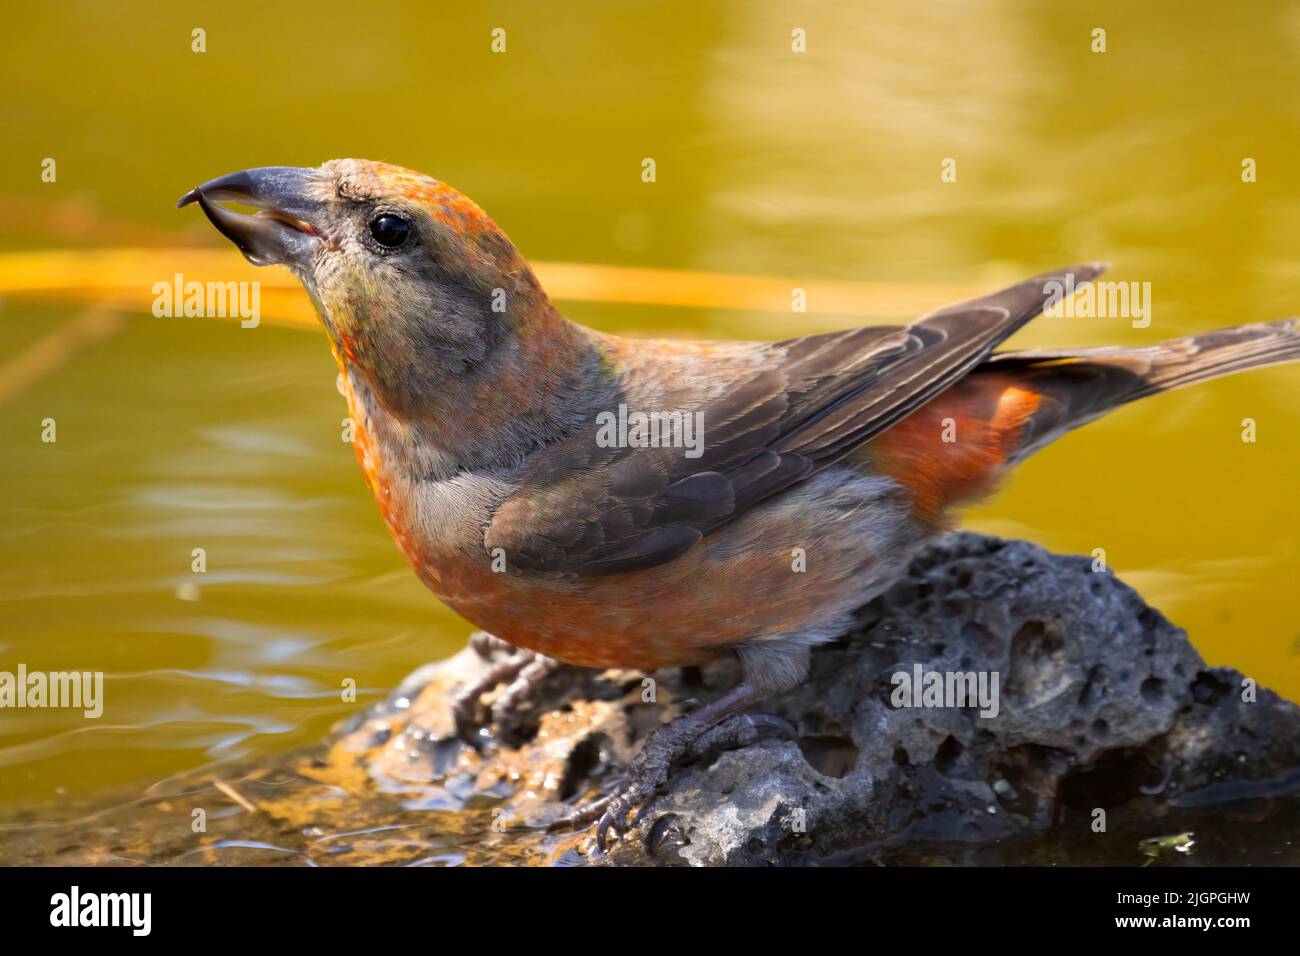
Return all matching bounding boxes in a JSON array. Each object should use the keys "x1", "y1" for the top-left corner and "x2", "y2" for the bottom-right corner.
[{"x1": 335, "y1": 532, "x2": 1300, "y2": 866}]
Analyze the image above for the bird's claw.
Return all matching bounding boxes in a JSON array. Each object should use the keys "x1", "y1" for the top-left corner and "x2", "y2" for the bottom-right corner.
[
  {"x1": 468, "y1": 630, "x2": 515, "y2": 662},
  {"x1": 489, "y1": 654, "x2": 565, "y2": 747},
  {"x1": 451, "y1": 649, "x2": 530, "y2": 749},
  {"x1": 685, "y1": 711, "x2": 797, "y2": 761},
  {"x1": 592, "y1": 758, "x2": 671, "y2": 852},
  {"x1": 594, "y1": 801, "x2": 637, "y2": 851},
  {"x1": 451, "y1": 635, "x2": 566, "y2": 749},
  {"x1": 545, "y1": 793, "x2": 611, "y2": 835},
  {"x1": 568, "y1": 710, "x2": 799, "y2": 852}
]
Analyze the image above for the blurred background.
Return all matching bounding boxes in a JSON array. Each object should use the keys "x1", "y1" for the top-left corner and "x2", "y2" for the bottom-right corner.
[{"x1": 1, "y1": 0, "x2": 1297, "y2": 816}]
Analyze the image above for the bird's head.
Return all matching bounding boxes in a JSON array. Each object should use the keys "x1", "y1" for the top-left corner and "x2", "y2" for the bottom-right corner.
[{"x1": 179, "y1": 159, "x2": 569, "y2": 419}]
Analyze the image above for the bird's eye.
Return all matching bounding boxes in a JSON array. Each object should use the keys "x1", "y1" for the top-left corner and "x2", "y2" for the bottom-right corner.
[{"x1": 369, "y1": 214, "x2": 411, "y2": 249}]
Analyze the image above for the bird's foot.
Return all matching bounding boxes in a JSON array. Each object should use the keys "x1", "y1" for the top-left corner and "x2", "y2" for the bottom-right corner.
[
  {"x1": 489, "y1": 652, "x2": 566, "y2": 747},
  {"x1": 553, "y1": 707, "x2": 796, "y2": 852},
  {"x1": 452, "y1": 633, "x2": 566, "y2": 749},
  {"x1": 467, "y1": 630, "x2": 516, "y2": 662}
]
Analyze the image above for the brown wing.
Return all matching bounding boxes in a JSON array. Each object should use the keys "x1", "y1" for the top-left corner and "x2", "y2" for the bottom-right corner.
[{"x1": 485, "y1": 264, "x2": 1106, "y2": 576}]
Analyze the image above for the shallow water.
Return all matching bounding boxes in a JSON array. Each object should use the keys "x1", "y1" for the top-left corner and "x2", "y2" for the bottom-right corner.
[{"x1": 1, "y1": 1, "x2": 1298, "y2": 858}]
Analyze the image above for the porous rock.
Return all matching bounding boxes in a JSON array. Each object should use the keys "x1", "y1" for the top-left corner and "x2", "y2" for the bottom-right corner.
[{"x1": 336, "y1": 532, "x2": 1300, "y2": 866}]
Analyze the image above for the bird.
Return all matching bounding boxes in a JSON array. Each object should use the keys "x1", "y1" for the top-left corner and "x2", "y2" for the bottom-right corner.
[{"x1": 179, "y1": 159, "x2": 1300, "y2": 849}]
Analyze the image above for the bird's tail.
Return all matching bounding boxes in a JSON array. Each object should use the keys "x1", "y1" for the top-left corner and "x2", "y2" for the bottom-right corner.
[{"x1": 981, "y1": 318, "x2": 1300, "y2": 463}]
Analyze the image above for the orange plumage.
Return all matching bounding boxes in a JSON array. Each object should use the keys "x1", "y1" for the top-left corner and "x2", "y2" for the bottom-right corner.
[{"x1": 871, "y1": 377, "x2": 1043, "y2": 524}]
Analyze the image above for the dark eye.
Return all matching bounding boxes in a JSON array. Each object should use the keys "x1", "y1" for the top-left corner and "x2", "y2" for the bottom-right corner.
[{"x1": 369, "y1": 214, "x2": 411, "y2": 248}]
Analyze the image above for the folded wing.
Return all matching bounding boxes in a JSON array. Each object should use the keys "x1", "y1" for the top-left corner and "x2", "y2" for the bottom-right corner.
[{"x1": 485, "y1": 264, "x2": 1106, "y2": 575}]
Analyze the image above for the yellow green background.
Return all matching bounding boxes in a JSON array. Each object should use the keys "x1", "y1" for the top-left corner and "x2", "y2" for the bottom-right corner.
[{"x1": 0, "y1": 0, "x2": 1296, "y2": 811}]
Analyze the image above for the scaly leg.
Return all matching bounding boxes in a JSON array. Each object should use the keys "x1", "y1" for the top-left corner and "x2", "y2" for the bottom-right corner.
[
  {"x1": 554, "y1": 682, "x2": 796, "y2": 850},
  {"x1": 555, "y1": 636, "x2": 812, "y2": 850}
]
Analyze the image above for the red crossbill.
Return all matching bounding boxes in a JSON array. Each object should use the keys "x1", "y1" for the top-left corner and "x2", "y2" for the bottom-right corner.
[{"x1": 180, "y1": 160, "x2": 1300, "y2": 848}]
